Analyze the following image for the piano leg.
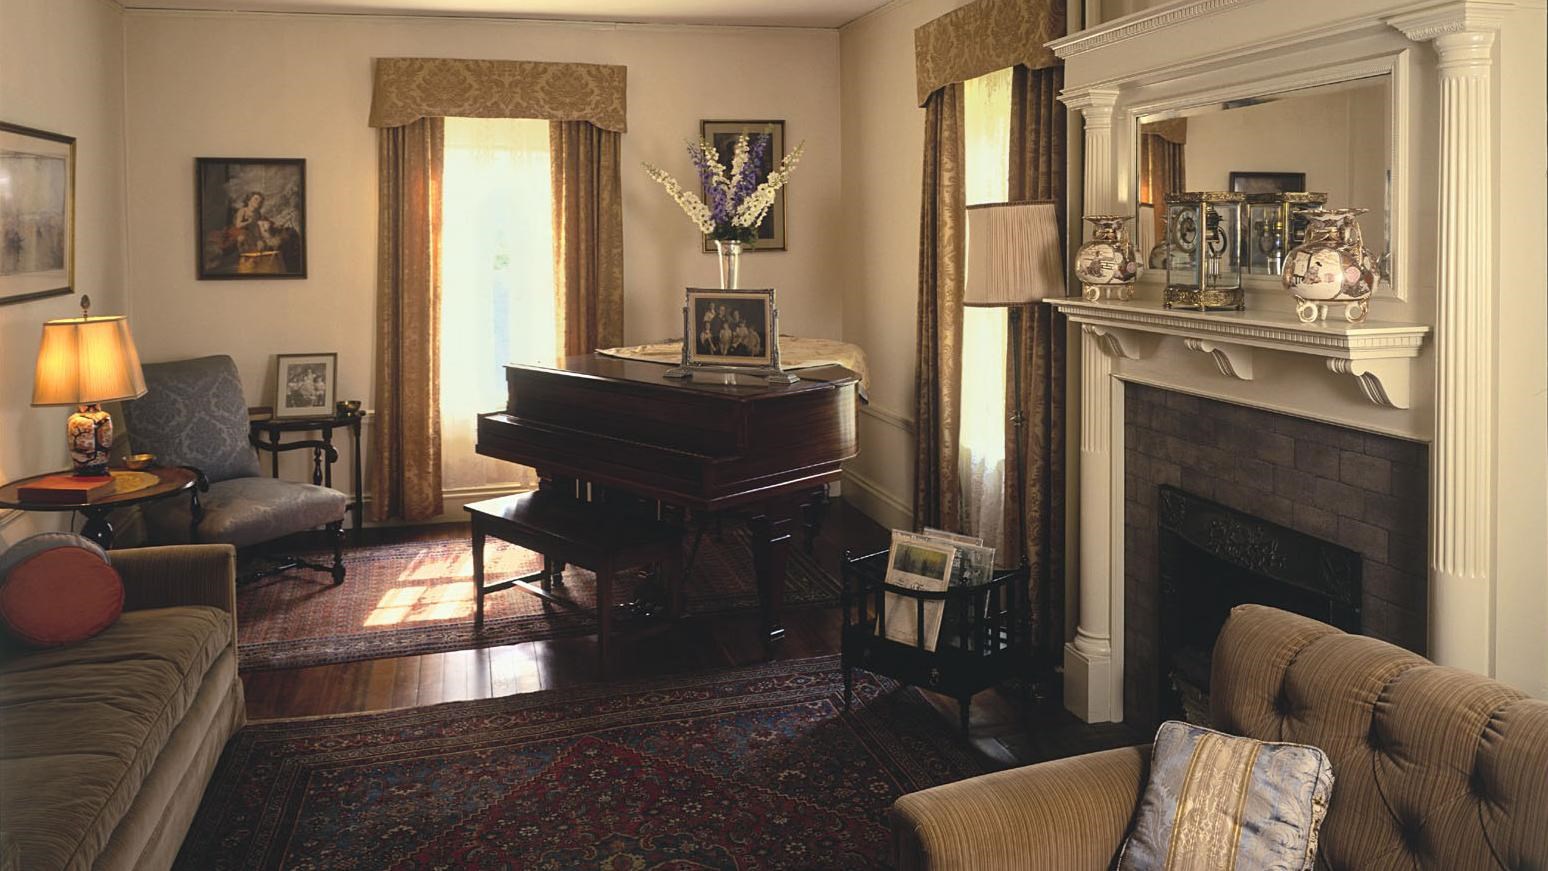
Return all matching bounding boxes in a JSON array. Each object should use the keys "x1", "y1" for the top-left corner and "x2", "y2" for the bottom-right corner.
[{"x1": 750, "y1": 503, "x2": 795, "y2": 655}]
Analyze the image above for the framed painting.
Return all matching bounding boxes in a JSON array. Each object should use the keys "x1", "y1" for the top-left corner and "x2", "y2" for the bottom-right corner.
[
  {"x1": 274, "y1": 352, "x2": 336, "y2": 418},
  {"x1": 1229, "y1": 171, "x2": 1307, "y2": 195},
  {"x1": 197, "y1": 157, "x2": 307, "y2": 279},
  {"x1": 0, "y1": 122, "x2": 75, "y2": 306},
  {"x1": 700, "y1": 120, "x2": 785, "y2": 252}
]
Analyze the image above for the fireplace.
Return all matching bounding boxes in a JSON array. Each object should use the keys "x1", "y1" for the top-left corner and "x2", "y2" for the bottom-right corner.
[
  {"x1": 1155, "y1": 485, "x2": 1361, "y2": 724},
  {"x1": 1122, "y1": 383, "x2": 1429, "y2": 730}
]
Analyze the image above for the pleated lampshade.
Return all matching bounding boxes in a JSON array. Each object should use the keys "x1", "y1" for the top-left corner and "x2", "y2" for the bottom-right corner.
[
  {"x1": 964, "y1": 200, "x2": 1064, "y2": 306},
  {"x1": 32, "y1": 314, "x2": 147, "y2": 406}
]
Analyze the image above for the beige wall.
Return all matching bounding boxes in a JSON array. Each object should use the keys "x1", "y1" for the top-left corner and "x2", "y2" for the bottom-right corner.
[
  {"x1": 120, "y1": 10, "x2": 842, "y2": 431},
  {"x1": 0, "y1": 0, "x2": 127, "y2": 544},
  {"x1": 837, "y1": 0, "x2": 978, "y2": 530},
  {"x1": 1493, "y1": 3, "x2": 1548, "y2": 699}
]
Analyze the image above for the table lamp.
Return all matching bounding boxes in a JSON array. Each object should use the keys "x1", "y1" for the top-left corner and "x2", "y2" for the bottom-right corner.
[
  {"x1": 963, "y1": 199, "x2": 1064, "y2": 566},
  {"x1": 31, "y1": 295, "x2": 147, "y2": 476}
]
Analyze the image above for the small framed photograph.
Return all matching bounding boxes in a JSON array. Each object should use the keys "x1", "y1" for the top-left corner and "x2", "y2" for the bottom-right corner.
[
  {"x1": 1228, "y1": 171, "x2": 1307, "y2": 195},
  {"x1": 196, "y1": 157, "x2": 306, "y2": 279},
  {"x1": 274, "y1": 353, "x2": 336, "y2": 419},
  {"x1": 700, "y1": 120, "x2": 785, "y2": 251},
  {"x1": 685, "y1": 288, "x2": 776, "y2": 368},
  {"x1": 0, "y1": 122, "x2": 75, "y2": 306}
]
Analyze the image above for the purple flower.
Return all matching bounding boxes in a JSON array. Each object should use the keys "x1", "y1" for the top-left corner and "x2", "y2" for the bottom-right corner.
[{"x1": 732, "y1": 134, "x2": 769, "y2": 210}]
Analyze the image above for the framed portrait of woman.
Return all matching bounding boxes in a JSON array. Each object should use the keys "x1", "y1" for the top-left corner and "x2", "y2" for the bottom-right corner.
[{"x1": 196, "y1": 157, "x2": 307, "y2": 279}]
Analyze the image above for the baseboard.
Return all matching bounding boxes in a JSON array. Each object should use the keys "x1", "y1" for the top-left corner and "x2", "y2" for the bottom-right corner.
[{"x1": 842, "y1": 467, "x2": 913, "y2": 531}]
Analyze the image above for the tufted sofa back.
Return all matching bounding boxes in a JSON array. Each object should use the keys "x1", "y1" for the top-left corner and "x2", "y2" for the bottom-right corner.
[{"x1": 1211, "y1": 605, "x2": 1548, "y2": 870}]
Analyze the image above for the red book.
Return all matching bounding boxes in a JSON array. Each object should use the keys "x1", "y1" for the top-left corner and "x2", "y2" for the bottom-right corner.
[{"x1": 17, "y1": 475, "x2": 116, "y2": 504}]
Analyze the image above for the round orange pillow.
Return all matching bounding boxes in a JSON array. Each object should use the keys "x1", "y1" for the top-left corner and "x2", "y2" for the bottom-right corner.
[{"x1": 0, "y1": 547, "x2": 124, "y2": 647}]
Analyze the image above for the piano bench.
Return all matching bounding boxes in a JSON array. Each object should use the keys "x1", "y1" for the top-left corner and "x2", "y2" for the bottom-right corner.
[{"x1": 464, "y1": 491, "x2": 684, "y2": 678}]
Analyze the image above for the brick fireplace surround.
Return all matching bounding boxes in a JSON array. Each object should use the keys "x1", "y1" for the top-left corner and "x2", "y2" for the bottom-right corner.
[{"x1": 1122, "y1": 383, "x2": 1429, "y2": 731}]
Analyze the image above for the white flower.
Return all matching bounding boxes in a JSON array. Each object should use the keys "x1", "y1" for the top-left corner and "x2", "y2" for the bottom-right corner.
[{"x1": 642, "y1": 162, "x2": 715, "y2": 233}]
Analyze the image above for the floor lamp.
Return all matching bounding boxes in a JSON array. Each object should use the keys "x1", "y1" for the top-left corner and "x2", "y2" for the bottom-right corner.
[{"x1": 964, "y1": 200, "x2": 1065, "y2": 665}]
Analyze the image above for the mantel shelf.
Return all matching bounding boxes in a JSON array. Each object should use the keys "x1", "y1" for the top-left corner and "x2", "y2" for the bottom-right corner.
[{"x1": 1048, "y1": 297, "x2": 1430, "y2": 409}]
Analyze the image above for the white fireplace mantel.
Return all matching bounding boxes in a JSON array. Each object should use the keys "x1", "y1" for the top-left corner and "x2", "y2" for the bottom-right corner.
[
  {"x1": 1049, "y1": 0, "x2": 1548, "y2": 718},
  {"x1": 1050, "y1": 299, "x2": 1431, "y2": 409}
]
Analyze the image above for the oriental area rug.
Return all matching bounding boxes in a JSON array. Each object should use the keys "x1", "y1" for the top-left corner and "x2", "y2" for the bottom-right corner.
[
  {"x1": 237, "y1": 526, "x2": 840, "y2": 671},
  {"x1": 175, "y1": 657, "x2": 986, "y2": 870}
]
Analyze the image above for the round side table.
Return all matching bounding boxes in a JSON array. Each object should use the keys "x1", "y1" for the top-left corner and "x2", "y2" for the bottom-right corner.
[{"x1": 0, "y1": 466, "x2": 205, "y2": 549}]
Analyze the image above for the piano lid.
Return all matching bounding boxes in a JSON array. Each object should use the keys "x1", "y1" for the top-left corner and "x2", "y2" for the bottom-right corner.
[{"x1": 507, "y1": 354, "x2": 858, "y2": 401}]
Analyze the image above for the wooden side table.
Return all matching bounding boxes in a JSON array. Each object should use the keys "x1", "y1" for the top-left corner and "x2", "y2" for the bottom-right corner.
[
  {"x1": 249, "y1": 410, "x2": 365, "y2": 541},
  {"x1": 0, "y1": 466, "x2": 204, "y2": 550}
]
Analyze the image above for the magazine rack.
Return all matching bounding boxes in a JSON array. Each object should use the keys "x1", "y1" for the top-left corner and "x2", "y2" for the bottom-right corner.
[{"x1": 840, "y1": 549, "x2": 1028, "y2": 737}]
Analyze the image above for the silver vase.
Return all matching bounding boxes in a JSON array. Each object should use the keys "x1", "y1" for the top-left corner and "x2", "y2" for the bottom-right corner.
[{"x1": 715, "y1": 240, "x2": 743, "y2": 289}]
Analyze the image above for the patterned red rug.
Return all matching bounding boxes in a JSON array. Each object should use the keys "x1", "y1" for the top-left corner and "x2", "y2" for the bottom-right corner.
[
  {"x1": 175, "y1": 656, "x2": 987, "y2": 870},
  {"x1": 237, "y1": 526, "x2": 839, "y2": 671}
]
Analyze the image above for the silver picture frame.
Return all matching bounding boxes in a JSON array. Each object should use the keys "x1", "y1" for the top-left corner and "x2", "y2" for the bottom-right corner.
[{"x1": 663, "y1": 287, "x2": 798, "y2": 384}]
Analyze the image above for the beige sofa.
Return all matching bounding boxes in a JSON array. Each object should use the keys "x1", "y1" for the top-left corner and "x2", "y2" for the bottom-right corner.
[
  {"x1": 892, "y1": 604, "x2": 1548, "y2": 870},
  {"x1": 0, "y1": 545, "x2": 246, "y2": 871}
]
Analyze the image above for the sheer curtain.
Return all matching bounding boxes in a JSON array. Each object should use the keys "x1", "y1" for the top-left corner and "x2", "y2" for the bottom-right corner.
[
  {"x1": 960, "y1": 67, "x2": 1013, "y2": 554},
  {"x1": 439, "y1": 117, "x2": 558, "y2": 492}
]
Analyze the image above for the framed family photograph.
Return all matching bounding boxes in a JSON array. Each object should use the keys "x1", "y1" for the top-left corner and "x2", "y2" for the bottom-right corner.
[
  {"x1": 0, "y1": 122, "x2": 75, "y2": 306},
  {"x1": 196, "y1": 157, "x2": 306, "y2": 279},
  {"x1": 274, "y1": 352, "x2": 336, "y2": 418},
  {"x1": 1229, "y1": 171, "x2": 1307, "y2": 195},
  {"x1": 700, "y1": 120, "x2": 786, "y2": 251},
  {"x1": 686, "y1": 288, "x2": 775, "y2": 368}
]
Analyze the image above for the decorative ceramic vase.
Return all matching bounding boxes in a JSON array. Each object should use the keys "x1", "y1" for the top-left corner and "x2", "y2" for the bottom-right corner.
[
  {"x1": 715, "y1": 240, "x2": 743, "y2": 289},
  {"x1": 1074, "y1": 215, "x2": 1142, "y2": 301},
  {"x1": 1280, "y1": 208, "x2": 1379, "y2": 324}
]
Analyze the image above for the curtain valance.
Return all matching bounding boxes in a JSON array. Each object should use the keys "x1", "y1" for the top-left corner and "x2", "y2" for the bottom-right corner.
[
  {"x1": 369, "y1": 58, "x2": 628, "y2": 133},
  {"x1": 1143, "y1": 117, "x2": 1188, "y2": 144},
  {"x1": 914, "y1": 0, "x2": 1064, "y2": 106}
]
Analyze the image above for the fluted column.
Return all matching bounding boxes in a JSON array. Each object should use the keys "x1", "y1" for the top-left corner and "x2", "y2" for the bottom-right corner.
[
  {"x1": 1390, "y1": 2, "x2": 1509, "y2": 674},
  {"x1": 1062, "y1": 89, "x2": 1121, "y2": 218},
  {"x1": 1059, "y1": 86, "x2": 1124, "y2": 723},
  {"x1": 1065, "y1": 324, "x2": 1132, "y2": 722}
]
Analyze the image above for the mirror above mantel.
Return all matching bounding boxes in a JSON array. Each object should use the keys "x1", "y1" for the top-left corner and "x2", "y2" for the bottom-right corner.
[{"x1": 1135, "y1": 75, "x2": 1393, "y2": 297}]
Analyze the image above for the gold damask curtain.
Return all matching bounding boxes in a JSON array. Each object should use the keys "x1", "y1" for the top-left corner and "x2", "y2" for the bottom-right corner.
[
  {"x1": 369, "y1": 57, "x2": 627, "y2": 519},
  {"x1": 914, "y1": 0, "x2": 1065, "y2": 106},
  {"x1": 551, "y1": 121, "x2": 624, "y2": 355},
  {"x1": 913, "y1": 84, "x2": 967, "y2": 532},
  {"x1": 1140, "y1": 119, "x2": 1187, "y2": 246},
  {"x1": 372, "y1": 118, "x2": 444, "y2": 522},
  {"x1": 369, "y1": 58, "x2": 627, "y2": 133},
  {"x1": 1006, "y1": 64, "x2": 1068, "y2": 659}
]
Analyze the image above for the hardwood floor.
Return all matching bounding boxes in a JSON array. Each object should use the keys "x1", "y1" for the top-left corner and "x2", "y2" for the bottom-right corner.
[{"x1": 241, "y1": 499, "x2": 1143, "y2": 766}]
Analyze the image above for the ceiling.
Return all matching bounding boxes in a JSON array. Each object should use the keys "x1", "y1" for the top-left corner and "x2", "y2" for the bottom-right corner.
[{"x1": 119, "y1": 0, "x2": 899, "y2": 28}]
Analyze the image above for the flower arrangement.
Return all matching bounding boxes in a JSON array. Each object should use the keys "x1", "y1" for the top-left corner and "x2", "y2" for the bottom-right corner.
[{"x1": 643, "y1": 132, "x2": 805, "y2": 245}]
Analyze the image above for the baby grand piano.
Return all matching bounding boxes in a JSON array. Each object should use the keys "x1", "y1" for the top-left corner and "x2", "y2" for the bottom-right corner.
[{"x1": 476, "y1": 354, "x2": 860, "y2": 651}]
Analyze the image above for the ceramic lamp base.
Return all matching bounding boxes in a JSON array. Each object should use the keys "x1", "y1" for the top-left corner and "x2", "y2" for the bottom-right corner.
[{"x1": 68, "y1": 403, "x2": 114, "y2": 477}]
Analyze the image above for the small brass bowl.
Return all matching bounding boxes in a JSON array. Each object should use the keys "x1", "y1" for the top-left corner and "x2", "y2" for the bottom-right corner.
[
  {"x1": 124, "y1": 453, "x2": 156, "y2": 471},
  {"x1": 336, "y1": 399, "x2": 363, "y2": 416}
]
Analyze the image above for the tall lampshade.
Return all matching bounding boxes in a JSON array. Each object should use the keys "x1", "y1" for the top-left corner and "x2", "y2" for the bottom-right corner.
[
  {"x1": 32, "y1": 314, "x2": 146, "y2": 406},
  {"x1": 964, "y1": 200, "x2": 1064, "y2": 306},
  {"x1": 32, "y1": 300, "x2": 146, "y2": 476}
]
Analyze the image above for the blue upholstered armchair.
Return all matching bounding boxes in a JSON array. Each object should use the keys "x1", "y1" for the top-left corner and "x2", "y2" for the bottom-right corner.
[{"x1": 121, "y1": 355, "x2": 347, "y2": 583}]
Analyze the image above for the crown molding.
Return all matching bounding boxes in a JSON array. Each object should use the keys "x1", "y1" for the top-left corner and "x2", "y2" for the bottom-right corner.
[
  {"x1": 1048, "y1": 0, "x2": 1257, "y2": 59},
  {"x1": 1388, "y1": 0, "x2": 1515, "y2": 39}
]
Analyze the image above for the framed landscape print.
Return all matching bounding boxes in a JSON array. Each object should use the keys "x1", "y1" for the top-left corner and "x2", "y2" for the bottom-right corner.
[
  {"x1": 0, "y1": 122, "x2": 74, "y2": 306},
  {"x1": 685, "y1": 288, "x2": 775, "y2": 368},
  {"x1": 197, "y1": 157, "x2": 307, "y2": 279},
  {"x1": 700, "y1": 120, "x2": 785, "y2": 251},
  {"x1": 274, "y1": 352, "x2": 336, "y2": 418}
]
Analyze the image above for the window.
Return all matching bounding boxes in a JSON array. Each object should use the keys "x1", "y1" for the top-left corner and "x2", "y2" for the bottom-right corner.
[
  {"x1": 960, "y1": 67, "x2": 1014, "y2": 554},
  {"x1": 439, "y1": 117, "x2": 557, "y2": 492}
]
